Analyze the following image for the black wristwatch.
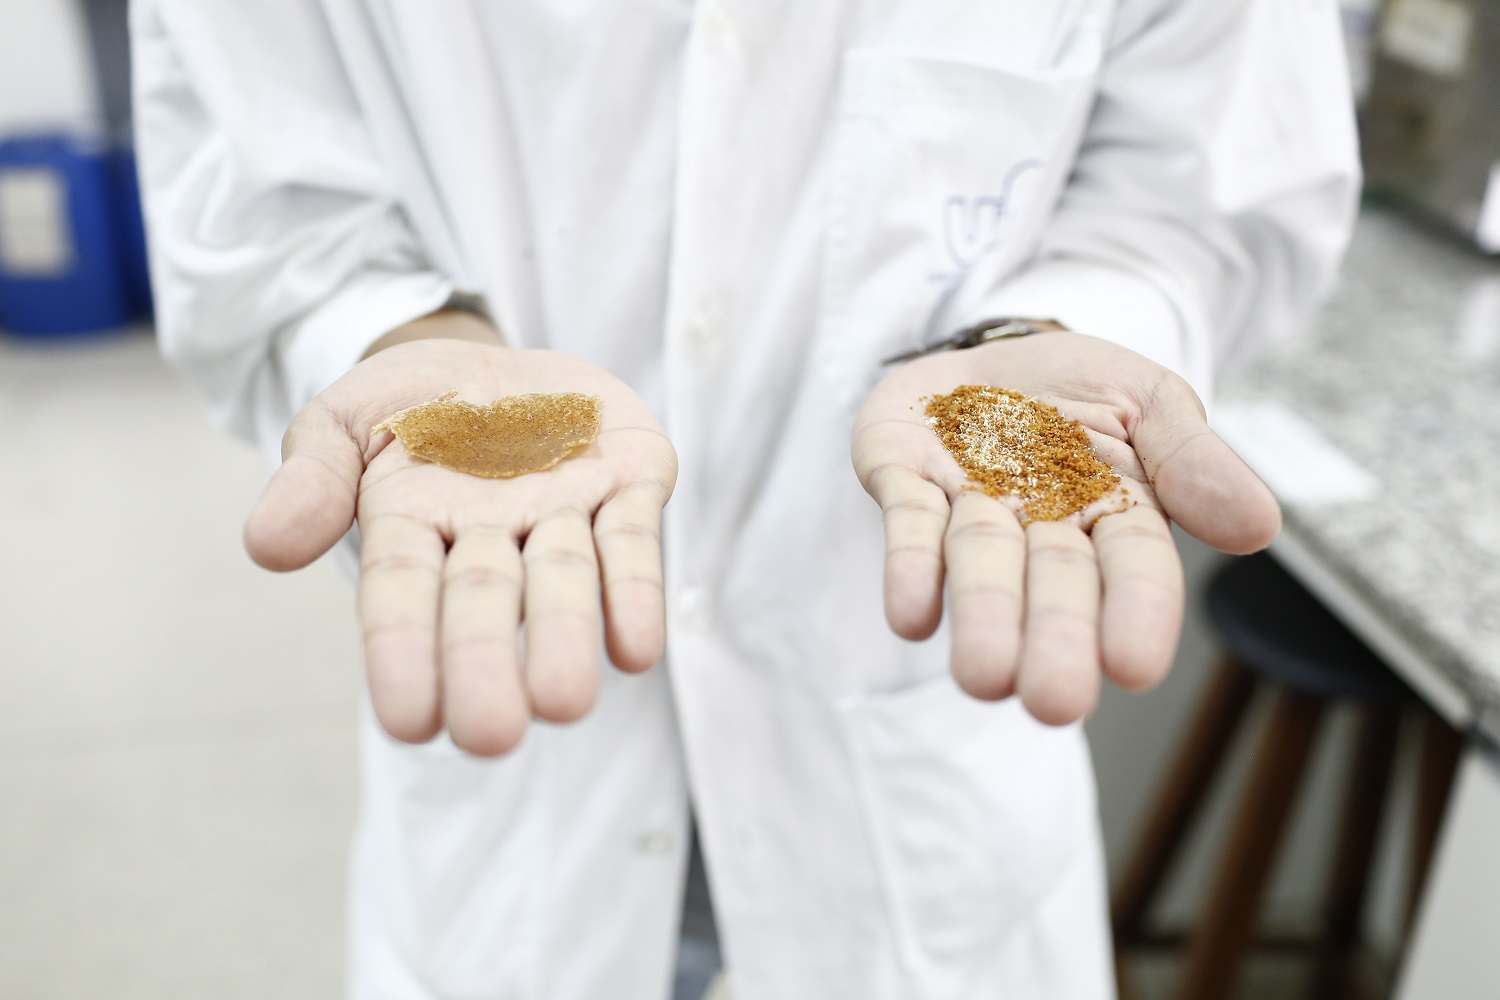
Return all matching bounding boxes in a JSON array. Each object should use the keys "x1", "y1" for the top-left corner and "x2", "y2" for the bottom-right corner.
[{"x1": 881, "y1": 317, "x2": 1063, "y2": 365}]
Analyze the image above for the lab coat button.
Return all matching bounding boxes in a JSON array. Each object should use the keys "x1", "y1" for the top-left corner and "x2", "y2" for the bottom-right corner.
[
  {"x1": 702, "y1": 0, "x2": 739, "y2": 45},
  {"x1": 634, "y1": 830, "x2": 676, "y2": 856},
  {"x1": 682, "y1": 313, "x2": 717, "y2": 351},
  {"x1": 677, "y1": 586, "x2": 710, "y2": 628}
]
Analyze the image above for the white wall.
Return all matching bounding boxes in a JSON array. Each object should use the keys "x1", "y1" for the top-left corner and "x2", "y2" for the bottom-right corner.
[{"x1": 0, "y1": 0, "x2": 99, "y2": 134}]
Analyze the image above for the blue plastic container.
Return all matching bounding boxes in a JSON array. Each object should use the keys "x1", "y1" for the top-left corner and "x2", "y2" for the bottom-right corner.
[{"x1": 0, "y1": 132, "x2": 132, "y2": 336}]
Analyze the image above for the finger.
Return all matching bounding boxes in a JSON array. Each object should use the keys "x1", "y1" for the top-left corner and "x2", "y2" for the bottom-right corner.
[
  {"x1": 1093, "y1": 506, "x2": 1184, "y2": 691},
  {"x1": 594, "y1": 481, "x2": 669, "y2": 673},
  {"x1": 358, "y1": 511, "x2": 444, "y2": 743},
  {"x1": 1017, "y1": 522, "x2": 1101, "y2": 726},
  {"x1": 245, "y1": 400, "x2": 363, "y2": 571},
  {"x1": 522, "y1": 508, "x2": 603, "y2": 723},
  {"x1": 441, "y1": 528, "x2": 529, "y2": 755},
  {"x1": 863, "y1": 463, "x2": 951, "y2": 640},
  {"x1": 1085, "y1": 429, "x2": 1148, "y2": 484},
  {"x1": 1129, "y1": 375, "x2": 1280, "y2": 554},
  {"x1": 944, "y1": 492, "x2": 1026, "y2": 700}
]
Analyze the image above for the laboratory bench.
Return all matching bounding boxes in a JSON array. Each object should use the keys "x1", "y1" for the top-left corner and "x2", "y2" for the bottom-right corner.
[{"x1": 1215, "y1": 204, "x2": 1500, "y2": 997}]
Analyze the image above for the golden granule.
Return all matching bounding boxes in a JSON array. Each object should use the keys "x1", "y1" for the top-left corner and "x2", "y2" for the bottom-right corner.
[
  {"x1": 925, "y1": 385, "x2": 1118, "y2": 522},
  {"x1": 372, "y1": 390, "x2": 600, "y2": 479}
]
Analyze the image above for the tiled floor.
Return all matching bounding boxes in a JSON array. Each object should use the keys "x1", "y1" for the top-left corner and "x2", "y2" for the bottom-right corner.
[{"x1": 0, "y1": 328, "x2": 358, "y2": 999}]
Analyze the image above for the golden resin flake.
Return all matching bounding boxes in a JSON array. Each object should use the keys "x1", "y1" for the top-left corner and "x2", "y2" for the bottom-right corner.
[
  {"x1": 372, "y1": 390, "x2": 601, "y2": 479},
  {"x1": 924, "y1": 384, "x2": 1118, "y2": 522}
]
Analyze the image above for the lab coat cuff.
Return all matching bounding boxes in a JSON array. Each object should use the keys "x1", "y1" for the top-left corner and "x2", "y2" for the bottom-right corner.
[
  {"x1": 280, "y1": 269, "x2": 457, "y2": 409},
  {"x1": 963, "y1": 258, "x2": 1206, "y2": 397}
]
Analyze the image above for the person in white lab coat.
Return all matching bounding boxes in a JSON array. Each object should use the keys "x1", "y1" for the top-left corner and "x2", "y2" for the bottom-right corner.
[{"x1": 131, "y1": 1, "x2": 1359, "y2": 997}]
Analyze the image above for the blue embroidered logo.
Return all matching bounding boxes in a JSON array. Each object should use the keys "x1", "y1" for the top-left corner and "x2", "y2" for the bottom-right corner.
[{"x1": 932, "y1": 158, "x2": 1042, "y2": 285}]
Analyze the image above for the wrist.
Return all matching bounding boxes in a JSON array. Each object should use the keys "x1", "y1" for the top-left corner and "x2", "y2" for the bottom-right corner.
[
  {"x1": 883, "y1": 316, "x2": 1068, "y2": 365},
  {"x1": 361, "y1": 308, "x2": 504, "y2": 359}
]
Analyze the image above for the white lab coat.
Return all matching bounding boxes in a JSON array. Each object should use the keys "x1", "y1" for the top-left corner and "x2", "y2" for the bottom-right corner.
[{"x1": 131, "y1": 1, "x2": 1359, "y2": 997}]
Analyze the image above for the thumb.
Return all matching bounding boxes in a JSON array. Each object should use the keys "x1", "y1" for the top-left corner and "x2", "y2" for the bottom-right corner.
[
  {"x1": 244, "y1": 400, "x2": 364, "y2": 571},
  {"x1": 1130, "y1": 375, "x2": 1281, "y2": 555}
]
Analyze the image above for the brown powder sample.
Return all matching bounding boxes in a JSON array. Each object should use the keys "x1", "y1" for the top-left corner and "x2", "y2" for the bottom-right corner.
[
  {"x1": 925, "y1": 385, "x2": 1119, "y2": 522},
  {"x1": 372, "y1": 390, "x2": 601, "y2": 479}
]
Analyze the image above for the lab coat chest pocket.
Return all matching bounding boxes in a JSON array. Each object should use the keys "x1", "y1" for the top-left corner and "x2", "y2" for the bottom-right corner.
[
  {"x1": 818, "y1": 43, "x2": 1101, "y2": 395},
  {"x1": 838, "y1": 676, "x2": 1095, "y2": 987}
]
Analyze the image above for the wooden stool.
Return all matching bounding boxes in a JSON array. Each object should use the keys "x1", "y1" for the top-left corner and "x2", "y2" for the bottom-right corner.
[{"x1": 1111, "y1": 553, "x2": 1462, "y2": 1000}]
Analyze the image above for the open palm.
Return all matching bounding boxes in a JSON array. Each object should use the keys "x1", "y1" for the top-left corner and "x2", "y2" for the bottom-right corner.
[
  {"x1": 852, "y1": 331, "x2": 1279, "y2": 725},
  {"x1": 245, "y1": 339, "x2": 677, "y2": 755}
]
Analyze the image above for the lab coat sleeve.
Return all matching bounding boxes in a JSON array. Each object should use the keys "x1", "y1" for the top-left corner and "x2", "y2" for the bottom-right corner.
[
  {"x1": 964, "y1": 0, "x2": 1360, "y2": 399},
  {"x1": 130, "y1": 0, "x2": 456, "y2": 449}
]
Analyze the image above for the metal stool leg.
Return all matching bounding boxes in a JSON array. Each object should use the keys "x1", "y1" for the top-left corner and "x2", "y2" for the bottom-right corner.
[
  {"x1": 1311, "y1": 705, "x2": 1400, "y2": 1000},
  {"x1": 1173, "y1": 686, "x2": 1327, "y2": 1000}
]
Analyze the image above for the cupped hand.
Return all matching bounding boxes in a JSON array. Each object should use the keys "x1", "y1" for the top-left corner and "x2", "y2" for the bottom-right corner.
[
  {"x1": 851, "y1": 331, "x2": 1279, "y2": 726},
  {"x1": 244, "y1": 338, "x2": 677, "y2": 755}
]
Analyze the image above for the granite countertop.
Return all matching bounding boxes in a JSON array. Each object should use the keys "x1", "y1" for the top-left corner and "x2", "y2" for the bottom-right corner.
[{"x1": 1221, "y1": 206, "x2": 1500, "y2": 724}]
